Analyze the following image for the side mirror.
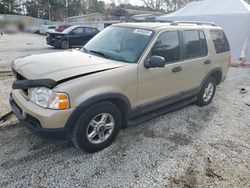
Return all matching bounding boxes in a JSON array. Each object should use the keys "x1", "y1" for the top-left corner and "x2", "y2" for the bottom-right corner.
[{"x1": 144, "y1": 55, "x2": 165, "y2": 69}]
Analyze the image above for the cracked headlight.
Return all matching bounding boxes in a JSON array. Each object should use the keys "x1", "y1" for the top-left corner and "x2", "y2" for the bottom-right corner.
[{"x1": 30, "y1": 87, "x2": 70, "y2": 109}]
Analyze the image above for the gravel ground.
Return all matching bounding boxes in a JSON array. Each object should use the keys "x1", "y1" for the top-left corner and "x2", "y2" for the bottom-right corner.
[
  {"x1": 0, "y1": 34, "x2": 250, "y2": 188},
  {"x1": 0, "y1": 33, "x2": 57, "y2": 71}
]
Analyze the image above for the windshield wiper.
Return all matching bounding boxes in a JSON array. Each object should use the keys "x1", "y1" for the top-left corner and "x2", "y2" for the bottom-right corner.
[{"x1": 82, "y1": 47, "x2": 88, "y2": 52}]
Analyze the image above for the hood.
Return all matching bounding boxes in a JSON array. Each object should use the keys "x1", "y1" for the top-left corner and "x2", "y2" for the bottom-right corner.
[
  {"x1": 48, "y1": 31, "x2": 66, "y2": 36},
  {"x1": 12, "y1": 50, "x2": 127, "y2": 82}
]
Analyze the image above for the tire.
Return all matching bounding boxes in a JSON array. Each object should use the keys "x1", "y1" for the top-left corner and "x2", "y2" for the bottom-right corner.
[
  {"x1": 60, "y1": 40, "x2": 69, "y2": 49},
  {"x1": 71, "y1": 101, "x2": 122, "y2": 153},
  {"x1": 195, "y1": 77, "x2": 216, "y2": 107}
]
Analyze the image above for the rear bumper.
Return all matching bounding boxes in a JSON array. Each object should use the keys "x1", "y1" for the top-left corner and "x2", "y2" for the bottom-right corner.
[{"x1": 10, "y1": 90, "x2": 74, "y2": 139}]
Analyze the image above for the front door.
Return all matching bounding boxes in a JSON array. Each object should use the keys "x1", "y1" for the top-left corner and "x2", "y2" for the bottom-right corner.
[
  {"x1": 137, "y1": 30, "x2": 184, "y2": 106},
  {"x1": 70, "y1": 27, "x2": 85, "y2": 46}
]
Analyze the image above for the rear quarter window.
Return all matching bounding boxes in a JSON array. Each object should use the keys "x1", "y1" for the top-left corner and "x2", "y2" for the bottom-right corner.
[{"x1": 210, "y1": 30, "x2": 230, "y2": 53}]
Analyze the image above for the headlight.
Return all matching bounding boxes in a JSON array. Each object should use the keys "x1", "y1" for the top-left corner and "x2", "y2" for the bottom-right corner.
[{"x1": 30, "y1": 87, "x2": 70, "y2": 109}]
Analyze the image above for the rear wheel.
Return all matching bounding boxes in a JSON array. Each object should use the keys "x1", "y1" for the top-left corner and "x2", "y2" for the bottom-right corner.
[
  {"x1": 71, "y1": 101, "x2": 121, "y2": 153},
  {"x1": 195, "y1": 77, "x2": 216, "y2": 107},
  {"x1": 60, "y1": 40, "x2": 69, "y2": 49}
]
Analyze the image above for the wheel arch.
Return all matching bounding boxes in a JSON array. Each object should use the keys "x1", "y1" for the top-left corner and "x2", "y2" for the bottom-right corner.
[
  {"x1": 201, "y1": 68, "x2": 223, "y2": 89},
  {"x1": 64, "y1": 93, "x2": 132, "y2": 131}
]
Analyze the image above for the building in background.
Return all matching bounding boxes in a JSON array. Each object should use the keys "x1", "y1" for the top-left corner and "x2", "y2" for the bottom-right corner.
[{"x1": 64, "y1": 13, "x2": 103, "y2": 23}]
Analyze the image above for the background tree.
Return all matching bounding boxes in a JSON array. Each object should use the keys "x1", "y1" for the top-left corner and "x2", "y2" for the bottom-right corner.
[
  {"x1": 0, "y1": 0, "x2": 21, "y2": 14},
  {"x1": 1, "y1": 0, "x2": 250, "y2": 20}
]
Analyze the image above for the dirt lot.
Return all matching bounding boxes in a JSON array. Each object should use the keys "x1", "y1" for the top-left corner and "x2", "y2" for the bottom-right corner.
[{"x1": 0, "y1": 34, "x2": 250, "y2": 188}]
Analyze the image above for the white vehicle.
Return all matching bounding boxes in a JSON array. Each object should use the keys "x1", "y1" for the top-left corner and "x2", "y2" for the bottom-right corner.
[{"x1": 39, "y1": 25, "x2": 57, "y2": 35}]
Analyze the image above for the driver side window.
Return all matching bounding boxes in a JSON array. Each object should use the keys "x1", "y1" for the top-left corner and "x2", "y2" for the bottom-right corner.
[{"x1": 152, "y1": 31, "x2": 180, "y2": 63}]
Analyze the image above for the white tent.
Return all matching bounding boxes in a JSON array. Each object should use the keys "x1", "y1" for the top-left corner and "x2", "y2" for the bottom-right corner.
[{"x1": 157, "y1": 0, "x2": 250, "y2": 61}]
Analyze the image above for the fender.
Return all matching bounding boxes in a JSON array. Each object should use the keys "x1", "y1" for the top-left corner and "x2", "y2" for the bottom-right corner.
[
  {"x1": 199, "y1": 67, "x2": 223, "y2": 91},
  {"x1": 64, "y1": 93, "x2": 132, "y2": 131}
]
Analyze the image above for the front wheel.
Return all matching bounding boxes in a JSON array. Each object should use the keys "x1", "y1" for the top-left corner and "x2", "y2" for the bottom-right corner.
[
  {"x1": 71, "y1": 101, "x2": 121, "y2": 153},
  {"x1": 195, "y1": 77, "x2": 216, "y2": 107},
  {"x1": 60, "y1": 40, "x2": 70, "y2": 49}
]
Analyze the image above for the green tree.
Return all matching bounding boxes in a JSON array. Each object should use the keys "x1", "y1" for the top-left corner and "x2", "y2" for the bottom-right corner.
[
  {"x1": 0, "y1": 0, "x2": 21, "y2": 14},
  {"x1": 87, "y1": 0, "x2": 105, "y2": 14},
  {"x1": 67, "y1": 0, "x2": 87, "y2": 17}
]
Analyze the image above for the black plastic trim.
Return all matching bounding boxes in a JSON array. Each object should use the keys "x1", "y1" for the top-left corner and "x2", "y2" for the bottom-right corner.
[
  {"x1": 64, "y1": 93, "x2": 131, "y2": 131},
  {"x1": 200, "y1": 67, "x2": 223, "y2": 89},
  {"x1": 12, "y1": 79, "x2": 57, "y2": 89},
  {"x1": 130, "y1": 87, "x2": 199, "y2": 119}
]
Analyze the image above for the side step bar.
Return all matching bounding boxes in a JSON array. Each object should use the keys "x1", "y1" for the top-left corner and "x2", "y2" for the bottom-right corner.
[{"x1": 126, "y1": 96, "x2": 197, "y2": 127}]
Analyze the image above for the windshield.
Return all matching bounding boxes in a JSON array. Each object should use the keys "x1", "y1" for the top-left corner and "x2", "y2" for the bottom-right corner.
[
  {"x1": 84, "y1": 26, "x2": 154, "y2": 63},
  {"x1": 62, "y1": 26, "x2": 77, "y2": 33}
]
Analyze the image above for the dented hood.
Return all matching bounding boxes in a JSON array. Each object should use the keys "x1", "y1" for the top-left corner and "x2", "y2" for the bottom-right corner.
[{"x1": 12, "y1": 50, "x2": 127, "y2": 82}]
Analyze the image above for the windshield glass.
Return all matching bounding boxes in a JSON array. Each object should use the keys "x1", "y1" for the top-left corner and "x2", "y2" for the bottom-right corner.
[
  {"x1": 84, "y1": 26, "x2": 154, "y2": 63},
  {"x1": 62, "y1": 26, "x2": 77, "y2": 33}
]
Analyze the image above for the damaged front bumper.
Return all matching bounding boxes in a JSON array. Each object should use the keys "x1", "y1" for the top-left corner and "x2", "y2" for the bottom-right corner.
[{"x1": 9, "y1": 90, "x2": 74, "y2": 139}]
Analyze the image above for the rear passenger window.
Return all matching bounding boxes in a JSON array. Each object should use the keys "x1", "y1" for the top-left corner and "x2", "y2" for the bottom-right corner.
[
  {"x1": 85, "y1": 28, "x2": 97, "y2": 34},
  {"x1": 152, "y1": 31, "x2": 180, "y2": 63},
  {"x1": 210, "y1": 30, "x2": 230, "y2": 53},
  {"x1": 183, "y1": 30, "x2": 208, "y2": 58}
]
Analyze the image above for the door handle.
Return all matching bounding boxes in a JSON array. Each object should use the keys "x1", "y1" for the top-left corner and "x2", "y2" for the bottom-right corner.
[
  {"x1": 172, "y1": 66, "x2": 182, "y2": 73},
  {"x1": 204, "y1": 60, "x2": 212, "y2": 65}
]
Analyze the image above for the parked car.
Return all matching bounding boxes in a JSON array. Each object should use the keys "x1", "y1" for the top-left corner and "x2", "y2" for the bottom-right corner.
[
  {"x1": 55, "y1": 24, "x2": 72, "y2": 32},
  {"x1": 39, "y1": 25, "x2": 57, "y2": 35},
  {"x1": 10, "y1": 22, "x2": 231, "y2": 153},
  {"x1": 24, "y1": 26, "x2": 40, "y2": 34},
  {"x1": 46, "y1": 25, "x2": 99, "y2": 49}
]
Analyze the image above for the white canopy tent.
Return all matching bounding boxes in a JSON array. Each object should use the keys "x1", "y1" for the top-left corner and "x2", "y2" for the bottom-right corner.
[{"x1": 157, "y1": 0, "x2": 250, "y2": 61}]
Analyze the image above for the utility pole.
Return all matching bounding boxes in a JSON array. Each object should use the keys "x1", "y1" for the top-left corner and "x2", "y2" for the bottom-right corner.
[
  {"x1": 48, "y1": 0, "x2": 51, "y2": 20},
  {"x1": 4, "y1": 0, "x2": 7, "y2": 23},
  {"x1": 65, "y1": 0, "x2": 68, "y2": 22}
]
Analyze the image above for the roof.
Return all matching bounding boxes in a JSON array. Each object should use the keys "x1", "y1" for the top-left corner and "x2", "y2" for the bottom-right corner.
[
  {"x1": 66, "y1": 12, "x2": 103, "y2": 20},
  {"x1": 121, "y1": 8, "x2": 164, "y2": 16},
  {"x1": 158, "y1": 0, "x2": 250, "y2": 19},
  {"x1": 113, "y1": 22, "x2": 220, "y2": 31},
  {"x1": 131, "y1": 14, "x2": 158, "y2": 20}
]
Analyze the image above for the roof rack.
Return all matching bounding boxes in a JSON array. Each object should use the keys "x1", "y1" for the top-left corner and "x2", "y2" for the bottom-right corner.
[{"x1": 170, "y1": 21, "x2": 216, "y2": 26}]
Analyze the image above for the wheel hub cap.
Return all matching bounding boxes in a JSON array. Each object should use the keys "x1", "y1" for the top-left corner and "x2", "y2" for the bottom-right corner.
[
  {"x1": 203, "y1": 82, "x2": 214, "y2": 102},
  {"x1": 97, "y1": 124, "x2": 105, "y2": 133},
  {"x1": 86, "y1": 113, "x2": 115, "y2": 144}
]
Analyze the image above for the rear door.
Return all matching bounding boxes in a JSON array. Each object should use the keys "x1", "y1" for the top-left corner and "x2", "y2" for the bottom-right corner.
[{"x1": 176, "y1": 30, "x2": 210, "y2": 92}]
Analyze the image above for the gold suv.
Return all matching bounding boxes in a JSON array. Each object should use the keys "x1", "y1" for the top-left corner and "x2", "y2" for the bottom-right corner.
[{"x1": 10, "y1": 22, "x2": 231, "y2": 152}]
